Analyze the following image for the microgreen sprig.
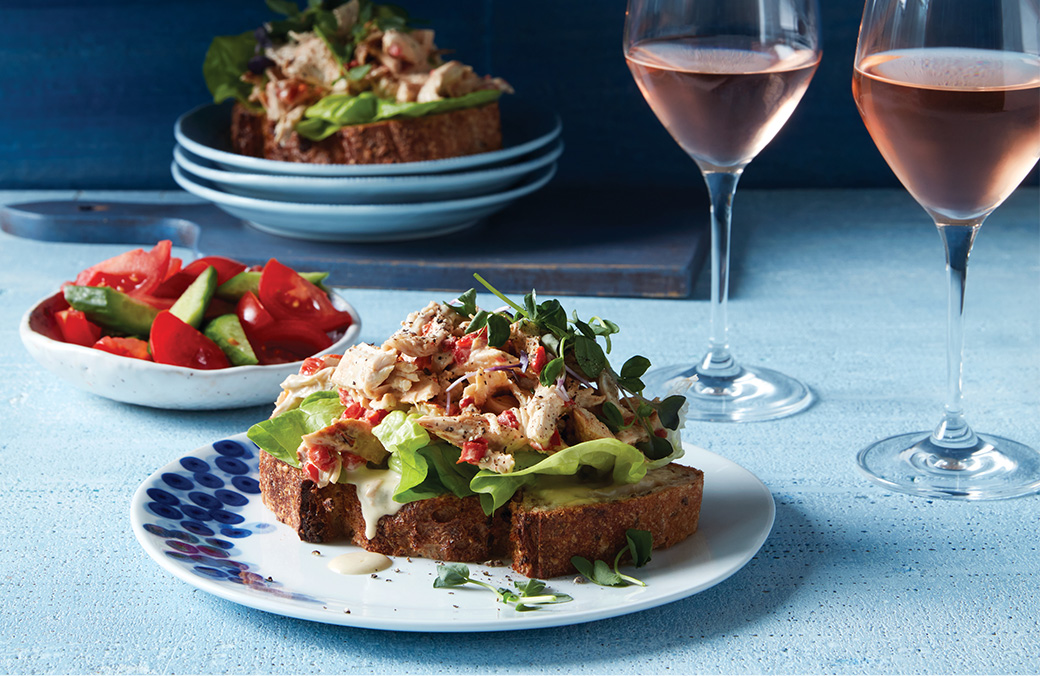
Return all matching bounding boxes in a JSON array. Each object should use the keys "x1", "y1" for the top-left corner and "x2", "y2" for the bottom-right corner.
[
  {"x1": 448, "y1": 277, "x2": 687, "y2": 458},
  {"x1": 433, "y1": 564, "x2": 573, "y2": 611},
  {"x1": 571, "y1": 529, "x2": 653, "y2": 587}
]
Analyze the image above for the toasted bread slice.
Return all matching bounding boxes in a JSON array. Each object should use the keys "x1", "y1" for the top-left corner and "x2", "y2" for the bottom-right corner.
[
  {"x1": 258, "y1": 451, "x2": 703, "y2": 577},
  {"x1": 509, "y1": 464, "x2": 704, "y2": 578},
  {"x1": 231, "y1": 102, "x2": 502, "y2": 165},
  {"x1": 259, "y1": 450, "x2": 509, "y2": 561}
]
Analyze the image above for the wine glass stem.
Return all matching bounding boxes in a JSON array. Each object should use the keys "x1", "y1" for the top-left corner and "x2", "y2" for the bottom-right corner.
[
  {"x1": 933, "y1": 222, "x2": 981, "y2": 450},
  {"x1": 700, "y1": 169, "x2": 743, "y2": 377}
]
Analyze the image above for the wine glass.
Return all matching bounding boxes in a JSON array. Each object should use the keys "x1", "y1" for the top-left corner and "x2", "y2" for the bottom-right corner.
[
  {"x1": 852, "y1": 0, "x2": 1040, "y2": 498},
  {"x1": 624, "y1": 0, "x2": 821, "y2": 422}
]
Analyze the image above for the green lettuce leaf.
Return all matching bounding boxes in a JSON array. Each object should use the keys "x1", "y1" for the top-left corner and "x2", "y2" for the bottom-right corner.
[
  {"x1": 470, "y1": 439, "x2": 652, "y2": 515},
  {"x1": 372, "y1": 410, "x2": 431, "y2": 455},
  {"x1": 246, "y1": 391, "x2": 344, "y2": 467},
  {"x1": 203, "y1": 31, "x2": 257, "y2": 107},
  {"x1": 390, "y1": 443, "x2": 478, "y2": 503},
  {"x1": 374, "y1": 411, "x2": 476, "y2": 503},
  {"x1": 296, "y1": 89, "x2": 503, "y2": 140}
]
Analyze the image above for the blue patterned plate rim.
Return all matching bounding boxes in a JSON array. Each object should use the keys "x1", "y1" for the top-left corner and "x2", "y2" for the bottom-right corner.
[{"x1": 130, "y1": 435, "x2": 774, "y2": 632}]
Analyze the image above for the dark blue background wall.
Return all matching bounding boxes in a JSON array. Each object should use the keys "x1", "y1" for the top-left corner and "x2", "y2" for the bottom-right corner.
[{"x1": 0, "y1": 0, "x2": 1036, "y2": 191}]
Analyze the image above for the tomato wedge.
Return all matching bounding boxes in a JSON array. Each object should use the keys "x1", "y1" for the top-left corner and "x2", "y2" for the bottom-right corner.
[
  {"x1": 250, "y1": 320, "x2": 333, "y2": 365},
  {"x1": 258, "y1": 259, "x2": 352, "y2": 332},
  {"x1": 236, "y1": 291, "x2": 275, "y2": 333},
  {"x1": 164, "y1": 257, "x2": 183, "y2": 279},
  {"x1": 54, "y1": 309, "x2": 102, "y2": 347},
  {"x1": 149, "y1": 310, "x2": 230, "y2": 369},
  {"x1": 93, "y1": 336, "x2": 152, "y2": 361},
  {"x1": 154, "y1": 255, "x2": 247, "y2": 298},
  {"x1": 74, "y1": 240, "x2": 172, "y2": 297}
]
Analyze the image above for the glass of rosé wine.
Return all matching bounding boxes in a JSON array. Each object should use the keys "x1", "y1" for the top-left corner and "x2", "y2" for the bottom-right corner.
[
  {"x1": 852, "y1": 0, "x2": 1040, "y2": 498},
  {"x1": 624, "y1": 0, "x2": 821, "y2": 422}
]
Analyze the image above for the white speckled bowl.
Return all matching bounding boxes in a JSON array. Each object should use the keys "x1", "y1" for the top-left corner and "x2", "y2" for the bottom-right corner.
[{"x1": 19, "y1": 290, "x2": 361, "y2": 410}]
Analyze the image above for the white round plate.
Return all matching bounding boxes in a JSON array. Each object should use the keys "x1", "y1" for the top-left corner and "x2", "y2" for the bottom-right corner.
[
  {"x1": 131, "y1": 439, "x2": 775, "y2": 632},
  {"x1": 171, "y1": 161, "x2": 556, "y2": 243},
  {"x1": 173, "y1": 140, "x2": 563, "y2": 205},
  {"x1": 175, "y1": 98, "x2": 561, "y2": 177},
  {"x1": 20, "y1": 291, "x2": 361, "y2": 410}
]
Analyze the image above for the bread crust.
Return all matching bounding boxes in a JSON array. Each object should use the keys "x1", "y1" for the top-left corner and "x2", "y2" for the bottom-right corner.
[
  {"x1": 230, "y1": 102, "x2": 503, "y2": 165},
  {"x1": 258, "y1": 451, "x2": 703, "y2": 578},
  {"x1": 259, "y1": 450, "x2": 509, "y2": 561},
  {"x1": 510, "y1": 464, "x2": 705, "y2": 579}
]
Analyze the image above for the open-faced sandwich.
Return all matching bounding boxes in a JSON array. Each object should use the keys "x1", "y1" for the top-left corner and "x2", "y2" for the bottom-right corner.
[
  {"x1": 205, "y1": 0, "x2": 513, "y2": 164},
  {"x1": 248, "y1": 280, "x2": 703, "y2": 578}
]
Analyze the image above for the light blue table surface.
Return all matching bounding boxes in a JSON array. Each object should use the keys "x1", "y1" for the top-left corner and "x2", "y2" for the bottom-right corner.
[{"x1": 1, "y1": 188, "x2": 1037, "y2": 675}]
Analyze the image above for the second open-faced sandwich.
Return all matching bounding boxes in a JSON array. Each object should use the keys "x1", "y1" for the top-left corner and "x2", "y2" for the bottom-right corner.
[{"x1": 205, "y1": 0, "x2": 513, "y2": 164}]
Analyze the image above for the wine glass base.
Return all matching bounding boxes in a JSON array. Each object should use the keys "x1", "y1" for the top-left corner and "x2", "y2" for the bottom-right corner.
[
  {"x1": 857, "y1": 432, "x2": 1040, "y2": 500},
  {"x1": 644, "y1": 363, "x2": 813, "y2": 423}
]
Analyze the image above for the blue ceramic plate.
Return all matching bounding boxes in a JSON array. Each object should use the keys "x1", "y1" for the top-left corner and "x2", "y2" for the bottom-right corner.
[
  {"x1": 131, "y1": 436, "x2": 775, "y2": 632},
  {"x1": 173, "y1": 140, "x2": 563, "y2": 205},
  {"x1": 175, "y1": 98, "x2": 562, "y2": 177},
  {"x1": 171, "y1": 161, "x2": 556, "y2": 243}
]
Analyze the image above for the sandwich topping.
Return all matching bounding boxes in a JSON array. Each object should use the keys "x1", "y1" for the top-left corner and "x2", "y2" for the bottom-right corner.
[
  {"x1": 249, "y1": 280, "x2": 688, "y2": 535},
  {"x1": 205, "y1": 0, "x2": 513, "y2": 145}
]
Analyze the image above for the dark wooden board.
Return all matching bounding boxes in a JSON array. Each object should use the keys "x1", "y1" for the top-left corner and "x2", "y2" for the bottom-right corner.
[{"x1": 1, "y1": 185, "x2": 707, "y2": 298}]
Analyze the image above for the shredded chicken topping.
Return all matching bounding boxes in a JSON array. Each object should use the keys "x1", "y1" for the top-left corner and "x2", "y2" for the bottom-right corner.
[
  {"x1": 276, "y1": 299, "x2": 675, "y2": 480},
  {"x1": 245, "y1": 0, "x2": 512, "y2": 146}
]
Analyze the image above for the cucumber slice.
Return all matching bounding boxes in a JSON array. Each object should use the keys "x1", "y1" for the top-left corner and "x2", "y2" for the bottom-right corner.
[
  {"x1": 63, "y1": 285, "x2": 159, "y2": 338},
  {"x1": 170, "y1": 266, "x2": 217, "y2": 328},
  {"x1": 215, "y1": 270, "x2": 330, "y2": 301},
  {"x1": 203, "y1": 314, "x2": 259, "y2": 366}
]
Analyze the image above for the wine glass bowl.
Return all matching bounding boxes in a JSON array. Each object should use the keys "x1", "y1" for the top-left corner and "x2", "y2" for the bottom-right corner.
[
  {"x1": 852, "y1": 0, "x2": 1040, "y2": 499},
  {"x1": 623, "y1": 0, "x2": 821, "y2": 422}
]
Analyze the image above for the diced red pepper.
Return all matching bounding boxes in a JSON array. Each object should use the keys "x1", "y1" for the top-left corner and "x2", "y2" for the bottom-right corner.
[
  {"x1": 365, "y1": 409, "x2": 388, "y2": 425},
  {"x1": 531, "y1": 429, "x2": 562, "y2": 452},
  {"x1": 307, "y1": 444, "x2": 337, "y2": 472},
  {"x1": 342, "y1": 402, "x2": 365, "y2": 419},
  {"x1": 496, "y1": 410, "x2": 520, "y2": 429},
  {"x1": 300, "y1": 357, "x2": 326, "y2": 376},
  {"x1": 458, "y1": 438, "x2": 489, "y2": 465},
  {"x1": 341, "y1": 452, "x2": 367, "y2": 471},
  {"x1": 300, "y1": 353, "x2": 342, "y2": 376},
  {"x1": 54, "y1": 309, "x2": 102, "y2": 347},
  {"x1": 530, "y1": 345, "x2": 547, "y2": 375},
  {"x1": 459, "y1": 396, "x2": 475, "y2": 409},
  {"x1": 305, "y1": 463, "x2": 321, "y2": 483},
  {"x1": 453, "y1": 333, "x2": 474, "y2": 365},
  {"x1": 654, "y1": 428, "x2": 669, "y2": 438}
]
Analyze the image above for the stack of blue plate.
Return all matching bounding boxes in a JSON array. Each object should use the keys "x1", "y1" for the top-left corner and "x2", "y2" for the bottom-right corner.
[{"x1": 171, "y1": 99, "x2": 562, "y2": 242}]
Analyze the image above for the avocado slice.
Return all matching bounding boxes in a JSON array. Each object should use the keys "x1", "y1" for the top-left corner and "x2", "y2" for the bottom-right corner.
[
  {"x1": 169, "y1": 266, "x2": 217, "y2": 328},
  {"x1": 215, "y1": 270, "x2": 330, "y2": 301},
  {"x1": 203, "y1": 314, "x2": 259, "y2": 366},
  {"x1": 63, "y1": 285, "x2": 159, "y2": 338}
]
